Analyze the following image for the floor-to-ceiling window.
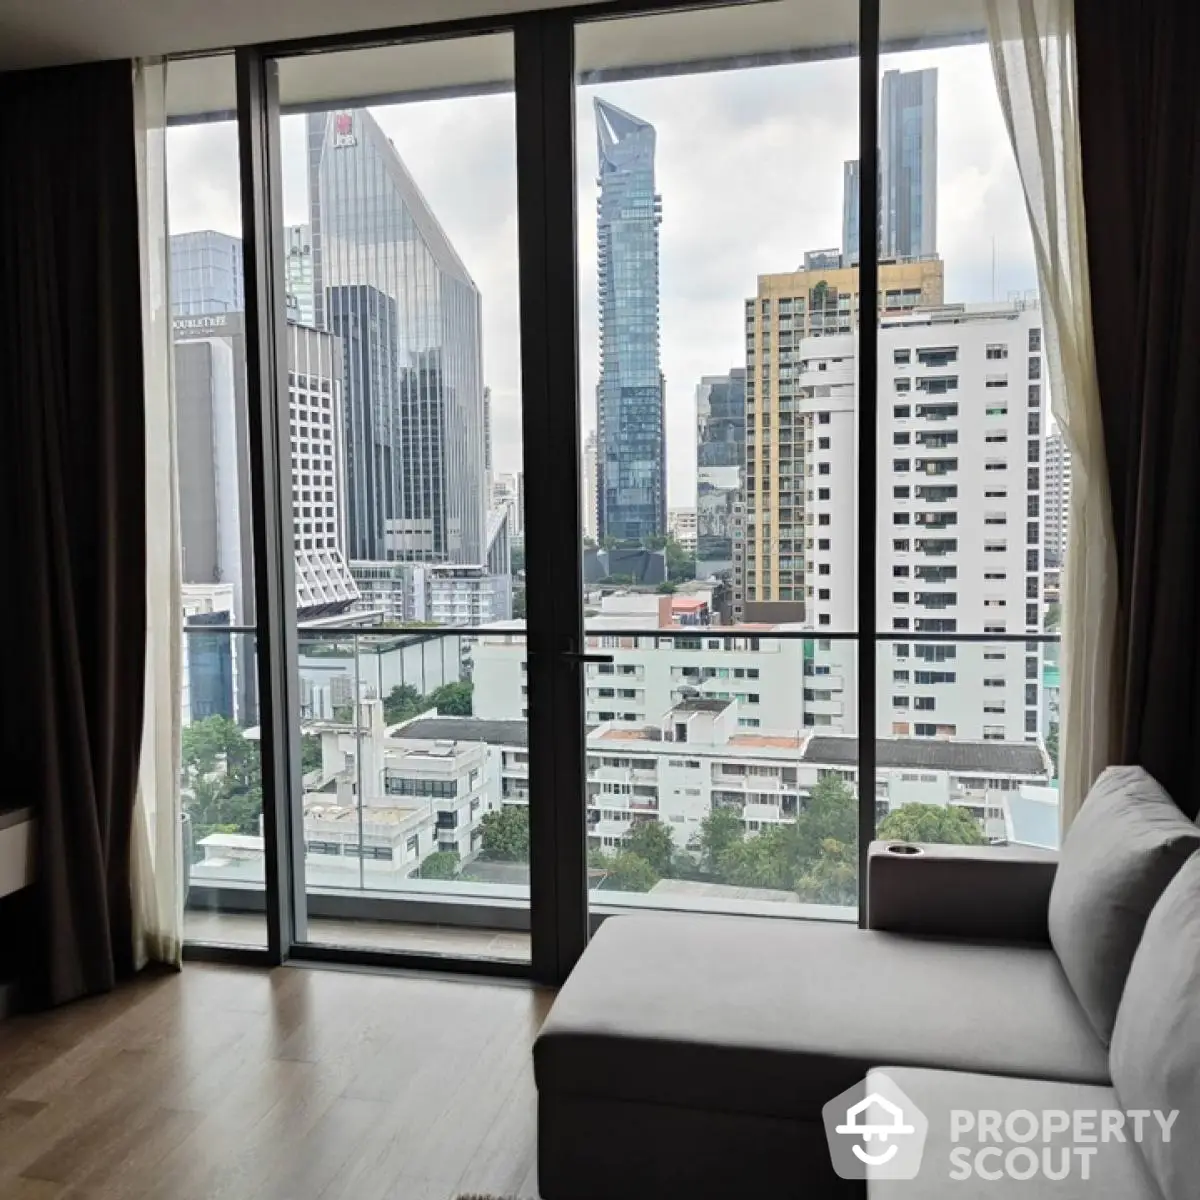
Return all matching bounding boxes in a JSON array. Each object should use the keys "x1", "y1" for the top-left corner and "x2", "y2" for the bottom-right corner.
[
  {"x1": 174, "y1": 0, "x2": 1065, "y2": 979},
  {"x1": 574, "y1": 1, "x2": 864, "y2": 919},
  {"x1": 167, "y1": 53, "x2": 268, "y2": 949}
]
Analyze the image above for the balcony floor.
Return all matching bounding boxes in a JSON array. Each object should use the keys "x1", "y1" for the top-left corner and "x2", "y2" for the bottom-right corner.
[{"x1": 184, "y1": 910, "x2": 531, "y2": 963}]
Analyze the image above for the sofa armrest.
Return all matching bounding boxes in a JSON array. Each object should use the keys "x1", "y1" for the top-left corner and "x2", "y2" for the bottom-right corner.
[{"x1": 866, "y1": 840, "x2": 1058, "y2": 943}]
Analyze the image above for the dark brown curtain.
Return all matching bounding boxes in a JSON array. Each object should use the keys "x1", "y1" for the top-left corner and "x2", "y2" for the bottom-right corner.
[
  {"x1": 0, "y1": 60, "x2": 147, "y2": 1005},
  {"x1": 1077, "y1": 3, "x2": 1200, "y2": 816}
]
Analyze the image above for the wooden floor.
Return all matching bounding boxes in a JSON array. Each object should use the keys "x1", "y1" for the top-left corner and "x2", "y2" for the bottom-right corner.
[{"x1": 0, "y1": 963, "x2": 552, "y2": 1200}]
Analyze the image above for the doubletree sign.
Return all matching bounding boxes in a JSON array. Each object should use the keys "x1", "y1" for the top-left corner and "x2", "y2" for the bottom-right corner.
[{"x1": 333, "y1": 111, "x2": 357, "y2": 148}]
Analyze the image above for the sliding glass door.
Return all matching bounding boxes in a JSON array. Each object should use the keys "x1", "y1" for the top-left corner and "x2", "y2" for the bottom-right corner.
[{"x1": 573, "y1": 2, "x2": 864, "y2": 921}]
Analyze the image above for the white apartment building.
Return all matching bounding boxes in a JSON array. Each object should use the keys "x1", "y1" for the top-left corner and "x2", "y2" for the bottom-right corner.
[
  {"x1": 742, "y1": 300, "x2": 1046, "y2": 743},
  {"x1": 305, "y1": 702, "x2": 500, "y2": 862},
  {"x1": 472, "y1": 621, "x2": 809, "y2": 730},
  {"x1": 668, "y1": 506, "x2": 698, "y2": 552},
  {"x1": 350, "y1": 560, "x2": 511, "y2": 625},
  {"x1": 585, "y1": 697, "x2": 1051, "y2": 850},
  {"x1": 1044, "y1": 426, "x2": 1071, "y2": 570}
]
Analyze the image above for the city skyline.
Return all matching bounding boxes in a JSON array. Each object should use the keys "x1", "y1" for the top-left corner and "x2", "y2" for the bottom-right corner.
[{"x1": 167, "y1": 41, "x2": 1037, "y2": 508}]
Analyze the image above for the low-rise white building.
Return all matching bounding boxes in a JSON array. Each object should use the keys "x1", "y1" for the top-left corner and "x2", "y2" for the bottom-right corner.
[
  {"x1": 472, "y1": 620, "x2": 810, "y2": 730},
  {"x1": 583, "y1": 697, "x2": 1050, "y2": 850}
]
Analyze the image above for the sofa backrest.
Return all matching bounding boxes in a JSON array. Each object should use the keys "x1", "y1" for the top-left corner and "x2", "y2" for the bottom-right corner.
[
  {"x1": 1048, "y1": 765, "x2": 1200, "y2": 1043},
  {"x1": 1110, "y1": 849, "x2": 1200, "y2": 1200}
]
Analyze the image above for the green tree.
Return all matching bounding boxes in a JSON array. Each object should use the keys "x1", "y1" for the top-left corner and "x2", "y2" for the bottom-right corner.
[
  {"x1": 427, "y1": 680, "x2": 473, "y2": 716},
  {"x1": 479, "y1": 805, "x2": 530, "y2": 861},
  {"x1": 1046, "y1": 725, "x2": 1060, "y2": 778},
  {"x1": 707, "y1": 775, "x2": 859, "y2": 902},
  {"x1": 794, "y1": 837, "x2": 858, "y2": 906},
  {"x1": 384, "y1": 683, "x2": 426, "y2": 725},
  {"x1": 794, "y1": 774, "x2": 857, "y2": 863},
  {"x1": 597, "y1": 851, "x2": 659, "y2": 893},
  {"x1": 717, "y1": 825, "x2": 794, "y2": 890},
  {"x1": 664, "y1": 537, "x2": 696, "y2": 583},
  {"x1": 513, "y1": 588, "x2": 527, "y2": 619},
  {"x1": 696, "y1": 806, "x2": 744, "y2": 875},
  {"x1": 625, "y1": 820, "x2": 675, "y2": 877},
  {"x1": 417, "y1": 850, "x2": 460, "y2": 880},
  {"x1": 182, "y1": 715, "x2": 257, "y2": 786},
  {"x1": 300, "y1": 733, "x2": 323, "y2": 776},
  {"x1": 877, "y1": 802, "x2": 985, "y2": 846},
  {"x1": 1045, "y1": 602, "x2": 1061, "y2": 632},
  {"x1": 655, "y1": 581, "x2": 677, "y2": 594},
  {"x1": 512, "y1": 544, "x2": 526, "y2": 575}
]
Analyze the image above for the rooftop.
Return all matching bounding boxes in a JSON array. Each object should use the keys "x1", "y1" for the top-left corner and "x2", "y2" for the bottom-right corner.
[
  {"x1": 673, "y1": 697, "x2": 732, "y2": 714},
  {"x1": 594, "y1": 727, "x2": 663, "y2": 742},
  {"x1": 728, "y1": 733, "x2": 804, "y2": 750},
  {"x1": 803, "y1": 736, "x2": 1048, "y2": 776},
  {"x1": 397, "y1": 716, "x2": 528, "y2": 747}
]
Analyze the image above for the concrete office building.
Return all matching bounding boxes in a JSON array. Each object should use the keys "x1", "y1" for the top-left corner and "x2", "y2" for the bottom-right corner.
[
  {"x1": 173, "y1": 312, "x2": 358, "y2": 623},
  {"x1": 741, "y1": 299, "x2": 1046, "y2": 743},
  {"x1": 170, "y1": 230, "x2": 245, "y2": 317},
  {"x1": 594, "y1": 98, "x2": 665, "y2": 541},
  {"x1": 1044, "y1": 425, "x2": 1070, "y2": 570},
  {"x1": 695, "y1": 368, "x2": 747, "y2": 580},
  {"x1": 308, "y1": 108, "x2": 487, "y2": 565},
  {"x1": 284, "y1": 223, "x2": 316, "y2": 327}
]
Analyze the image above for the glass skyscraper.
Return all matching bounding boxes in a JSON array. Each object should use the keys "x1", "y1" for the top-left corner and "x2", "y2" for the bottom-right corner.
[
  {"x1": 307, "y1": 108, "x2": 487, "y2": 564},
  {"x1": 880, "y1": 67, "x2": 938, "y2": 260},
  {"x1": 841, "y1": 68, "x2": 937, "y2": 265},
  {"x1": 695, "y1": 369, "x2": 746, "y2": 580},
  {"x1": 594, "y1": 98, "x2": 665, "y2": 542},
  {"x1": 170, "y1": 230, "x2": 245, "y2": 316}
]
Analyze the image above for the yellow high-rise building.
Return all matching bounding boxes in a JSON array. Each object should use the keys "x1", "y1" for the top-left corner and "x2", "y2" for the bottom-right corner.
[{"x1": 735, "y1": 255, "x2": 944, "y2": 622}]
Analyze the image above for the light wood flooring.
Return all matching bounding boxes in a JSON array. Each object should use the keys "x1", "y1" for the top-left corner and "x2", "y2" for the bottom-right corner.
[{"x1": 0, "y1": 963, "x2": 551, "y2": 1199}]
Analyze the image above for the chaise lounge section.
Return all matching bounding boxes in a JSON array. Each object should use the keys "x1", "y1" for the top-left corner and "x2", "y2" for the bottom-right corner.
[{"x1": 534, "y1": 767, "x2": 1200, "y2": 1199}]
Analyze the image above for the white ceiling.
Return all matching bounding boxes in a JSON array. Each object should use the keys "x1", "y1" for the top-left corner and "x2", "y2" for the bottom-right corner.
[{"x1": 1, "y1": 0, "x2": 986, "y2": 77}]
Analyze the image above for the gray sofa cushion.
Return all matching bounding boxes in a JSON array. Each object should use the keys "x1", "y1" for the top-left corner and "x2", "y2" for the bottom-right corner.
[
  {"x1": 1110, "y1": 851, "x2": 1200, "y2": 1200},
  {"x1": 1049, "y1": 765, "x2": 1200, "y2": 1044},
  {"x1": 536, "y1": 914, "x2": 1108, "y2": 1122},
  {"x1": 866, "y1": 1068, "x2": 1162, "y2": 1199}
]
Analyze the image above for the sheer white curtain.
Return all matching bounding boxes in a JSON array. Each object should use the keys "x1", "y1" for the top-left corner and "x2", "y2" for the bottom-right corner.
[
  {"x1": 985, "y1": 0, "x2": 1118, "y2": 830},
  {"x1": 131, "y1": 58, "x2": 184, "y2": 967}
]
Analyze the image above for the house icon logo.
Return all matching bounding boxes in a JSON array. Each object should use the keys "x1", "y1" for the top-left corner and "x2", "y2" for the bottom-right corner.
[{"x1": 822, "y1": 1071, "x2": 929, "y2": 1180}]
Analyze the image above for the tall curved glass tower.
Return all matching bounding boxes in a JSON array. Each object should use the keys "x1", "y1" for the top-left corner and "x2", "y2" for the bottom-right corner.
[
  {"x1": 307, "y1": 108, "x2": 486, "y2": 565},
  {"x1": 594, "y1": 98, "x2": 665, "y2": 542}
]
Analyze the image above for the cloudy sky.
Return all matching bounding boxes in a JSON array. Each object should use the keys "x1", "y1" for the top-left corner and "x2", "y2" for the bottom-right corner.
[{"x1": 167, "y1": 39, "x2": 1037, "y2": 508}]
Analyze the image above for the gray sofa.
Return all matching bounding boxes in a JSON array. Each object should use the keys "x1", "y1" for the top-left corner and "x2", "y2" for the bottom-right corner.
[{"x1": 534, "y1": 766, "x2": 1200, "y2": 1199}]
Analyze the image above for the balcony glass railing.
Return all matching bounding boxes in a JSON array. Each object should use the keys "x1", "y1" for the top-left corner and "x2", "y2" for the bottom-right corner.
[{"x1": 182, "y1": 623, "x2": 1063, "y2": 943}]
